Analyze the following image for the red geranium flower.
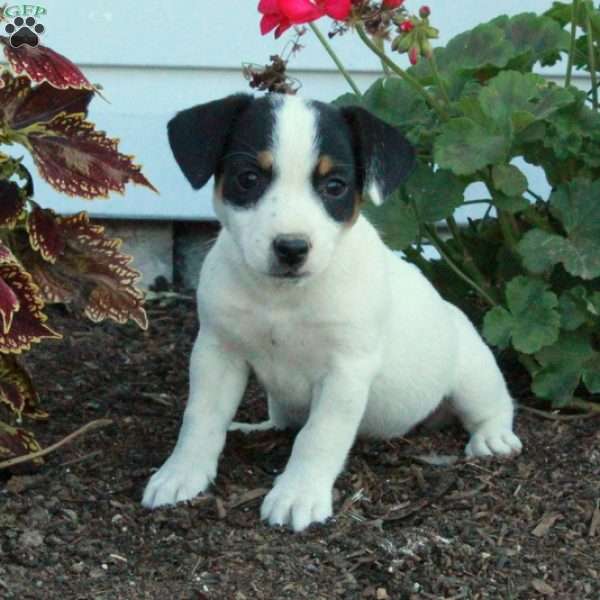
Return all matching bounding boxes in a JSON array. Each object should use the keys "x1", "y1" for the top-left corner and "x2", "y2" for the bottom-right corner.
[
  {"x1": 259, "y1": 0, "x2": 292, "y2": 37},
  {"x1": 259, "y1": 0, "x2": 351, "y2": 37}
]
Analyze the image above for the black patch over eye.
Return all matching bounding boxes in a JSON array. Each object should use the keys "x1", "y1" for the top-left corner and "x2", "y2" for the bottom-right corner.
[
  {"x1": 316, "y1": 175, "x2": 356, "y2": 223},
  {"x1": 222, "y1": 163, "x2": 270, "y2": 208}
]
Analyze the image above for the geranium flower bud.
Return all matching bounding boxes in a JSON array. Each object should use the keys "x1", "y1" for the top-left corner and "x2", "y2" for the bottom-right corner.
[
  {"x1": 409, "y1": 46, "x2": 419, "y2": 65},
  {"x1": 399, "y1": 19, "x2": 414, "y2": 33},
  {"x1": 419, "y1": 5, "x2": 431, "y2": 18}
]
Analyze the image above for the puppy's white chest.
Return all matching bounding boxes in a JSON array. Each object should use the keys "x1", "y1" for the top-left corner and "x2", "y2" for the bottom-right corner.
[{"x1": 217, "y1": 298, "x2": 335, "y2": 402}]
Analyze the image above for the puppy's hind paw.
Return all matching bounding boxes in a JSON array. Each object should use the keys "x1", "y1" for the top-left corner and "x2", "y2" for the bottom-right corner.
[
  {"x1": 142, "y1": 457, "x2": 213, "y2": 509},
  {"x1": 465, "y1": 428, "x2": 523, "y2": 458}
]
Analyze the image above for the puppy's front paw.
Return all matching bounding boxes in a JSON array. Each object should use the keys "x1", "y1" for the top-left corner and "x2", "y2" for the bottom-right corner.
[
  {"x1": 261, "y1": 474, "x2": 332, "y2": 532},
  {"x1": 142, "y1": 455, "x2": 214, "y2": 509},
  {"x1": 465, "y1": 427, "x2": 523, "y2": 458}
]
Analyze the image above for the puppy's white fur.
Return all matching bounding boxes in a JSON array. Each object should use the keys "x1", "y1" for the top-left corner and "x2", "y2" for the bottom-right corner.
[{"x1": 143, "y1": 96, "x2": 522, "y2": 531}]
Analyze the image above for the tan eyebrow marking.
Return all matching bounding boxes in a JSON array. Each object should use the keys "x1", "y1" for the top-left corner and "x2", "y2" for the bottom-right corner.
[
  {"x1": 317, "y1": 155, "x2": 334, "y2": 176},
  {"x1": 257, "y1": 150, "x2": 273, "y2": 170}
]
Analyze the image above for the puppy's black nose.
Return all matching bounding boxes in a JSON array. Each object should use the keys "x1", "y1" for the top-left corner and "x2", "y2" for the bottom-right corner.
[{"x1": 272, "y1": 235, "x2": 310, "y2": 268}]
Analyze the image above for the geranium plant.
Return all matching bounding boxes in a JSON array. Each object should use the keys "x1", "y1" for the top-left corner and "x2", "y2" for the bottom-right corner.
[
  {"x1": 0, "y1": 10, "x2": 155, "y2": 463},
  {"x1": 255, "y1": 0, "x2": 600, "y2": 412}
]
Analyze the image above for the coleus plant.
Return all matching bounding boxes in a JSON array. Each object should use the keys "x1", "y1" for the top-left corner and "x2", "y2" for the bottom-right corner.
[
  {"x1": 0, "y1": 16, "x2": 155, "y2": 463},
  {"x1": 256, "y1": 0, "x2": 600, "y2": 411}
]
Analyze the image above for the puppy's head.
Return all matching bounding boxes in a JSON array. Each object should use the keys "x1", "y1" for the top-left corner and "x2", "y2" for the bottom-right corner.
[{"x1": 168, "y1": 94, "x2": 414, "y2": 280}]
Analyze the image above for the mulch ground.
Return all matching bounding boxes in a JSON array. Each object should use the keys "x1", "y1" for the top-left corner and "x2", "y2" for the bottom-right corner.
[{"x1": 1, "y1": 295, "x2": 599, "y2": 600}]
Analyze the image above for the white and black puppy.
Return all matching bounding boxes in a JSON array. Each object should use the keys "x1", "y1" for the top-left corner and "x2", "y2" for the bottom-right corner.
[{"x1": 142, "y1": 93, "x2": 522, "y2": 531}]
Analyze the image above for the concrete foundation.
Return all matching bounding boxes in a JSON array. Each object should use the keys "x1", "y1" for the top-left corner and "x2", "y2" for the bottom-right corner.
[{"x1": 95, "y1": 218, "x2": 220, "y2": 290}]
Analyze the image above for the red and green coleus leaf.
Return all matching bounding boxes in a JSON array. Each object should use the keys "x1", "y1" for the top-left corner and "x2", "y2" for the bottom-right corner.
[
  {"x1": 0, "y1": 354, "x2": 45, "y2": 420},
  {"x1": 19, "y1": 212, "x2": 148, "y2": 330},
  {"x1": 0, "y1": 179, "x2": 26, "y2": 228},
  {"x1": 0, "y1": 72, "x2": 155, "y2": 198},
  {"x1": 0, "y1": 241, "x2": 60, "y2": 353},
  {"x1": 0, "y1": 72, "x2": 93, "y2": 129},
  {"x1": 0, "y1": 35, "x2": 94, "y2": 90},
  {"x1": 27, "y1": 204, "x2": 64, "y2": 262},
  {"x1": 0, "y1": 420, "x2": 43, "y2": 466},
  {"x1": 26, "y1": 113, "x2": 158, "y2": 198}
]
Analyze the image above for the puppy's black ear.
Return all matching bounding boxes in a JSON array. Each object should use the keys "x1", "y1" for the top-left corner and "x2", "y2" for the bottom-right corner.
[
  {"x1": 167, "y1": 94, "x2": 253, "y2": 189},
  {"x1": 340, "y1": 106, "x2": 415, "y2": 205}
]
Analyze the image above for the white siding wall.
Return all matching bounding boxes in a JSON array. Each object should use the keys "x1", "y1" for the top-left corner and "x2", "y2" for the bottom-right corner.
[{"x1": 3, "y1": 0, "x2": 586, "y2": 220}]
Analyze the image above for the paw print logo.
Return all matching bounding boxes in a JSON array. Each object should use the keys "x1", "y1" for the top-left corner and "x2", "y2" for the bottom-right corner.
[{"x1": 5, "y1": 16, "x2": 45, "y2": 48}]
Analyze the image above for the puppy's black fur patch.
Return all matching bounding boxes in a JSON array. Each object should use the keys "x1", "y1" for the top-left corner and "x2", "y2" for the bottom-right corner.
[
  {"x1": 167, "y1": 94, "x2": 254, "y2": 189},
  {"x1": 220, "y1": 97, "x2": 276, "y2": 208},
  {"x1": 311, "y1": 101, "x2": 358, "y2": 223},
  {"x1": 340, "y1": 105, "x2": 415, "y2": 201}
]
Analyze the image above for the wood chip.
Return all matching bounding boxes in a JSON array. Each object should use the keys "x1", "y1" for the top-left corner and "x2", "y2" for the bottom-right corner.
[
  {"x1": 589, "y1": 500, "x2": 600, "y2": 537},
  {"x1": 227, "y1": 488, "x2": 268, "y2": 509},
  {"x1": 531, "y1": 579, "x2": 555, "y2": 595},
  {"x1": 414, "y1": 454, "x2": 459, "y2": 466},
  {"x1": 215, "y1": 496, "x2": 227, "y2": 519},
  {"x1": 532, "y1": 512, "x2": 562, "y2": 537}
]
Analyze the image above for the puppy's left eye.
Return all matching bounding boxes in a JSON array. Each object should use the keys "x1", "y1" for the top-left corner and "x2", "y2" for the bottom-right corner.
[{"x1": 322, "y1": 178, "x2": 348, "y2": 198}]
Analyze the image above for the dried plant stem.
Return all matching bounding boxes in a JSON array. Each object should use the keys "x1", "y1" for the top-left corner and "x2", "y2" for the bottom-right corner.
[
  {"x1": 567, "y1": 397, "x2": 600, "y2": 413},
  {"x1": 519, "y1": 405, "x2": 600, "y2": 421},
  {"x1": 0, "y1": 418, "x2": 113, "y2": 470}
]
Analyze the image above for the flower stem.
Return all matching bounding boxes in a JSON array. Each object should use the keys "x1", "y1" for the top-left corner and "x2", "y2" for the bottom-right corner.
[
  {"x1": 309, "y1": 22, "x2": 362, "y2": 96},
  {"x1": 428, "y1": 50, "x2": 450, "y2": 105},
  {"x1": 355, "y1": 24, "x2": 449, "y2": 120},
  {"x1": 424, "y1": 224, "x2": 498, "y2": 306},
  {"x1": 584, "y1": 3, "x2": 598, "y2": 110},
  {"x1": 374, "y1": 36, "x2": 392, "y2": 77},
  {"x1": 565, "y1": 0, "x2": 579, "y2": 87}
]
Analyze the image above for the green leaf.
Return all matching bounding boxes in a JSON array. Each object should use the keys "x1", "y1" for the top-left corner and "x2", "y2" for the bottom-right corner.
[
  {"x1": 533, "y1": 331, "x2": 600, "y2": 405},
  {"x1": 492, "y1": 164, "x2": 528, "y2": 196},
  {"x1": 482, "y1": 306, "x2": 513, "y2": 349},
  {"x1": 492, "y1": 13, "x2": 571, "y2": 70},
  {"x1": 549, "y1": 178, "x2": 600, "y2": 279},
  {"x1": 405, "y1": 164, "x2": 466, "y2": 222},
  {"x1": 361, "y1": 77, "x2": 431, "y2": 131},
  {"x1": 559, "y1": 286, "x2": 591, "y2": 331},
  {"x1": 483, "y1": 275, "x2": 560, "y2": 353},
  {"x1": 434, "y1": 118, "x2": 509, "y2": 176},
  {"x1": 518, "y1": 179, "x2": 600, "y2": 279},
  {"x1": 436, "y1": 23, "x2": 515, "y2": 73},
  {"x1": 331, "y1": 93, "x2": 362, "y2": 109},
  {"x1": 492, "y1": 194, "x2": 530, "y2": 213},
  {"x1": 479, "y1": 71, "x2": 574, "y2": 132},
  {"x1": 362, "y1": 192, "x2": 418, "y2": 251},
  {"x1": 518, "y1": 228, "x2": 570, "y2": 273}
]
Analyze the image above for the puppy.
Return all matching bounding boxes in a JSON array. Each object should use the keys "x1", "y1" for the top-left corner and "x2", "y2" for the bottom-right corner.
[{"x1": 142, "y1": 93, "x2": 522, "y2": 531}]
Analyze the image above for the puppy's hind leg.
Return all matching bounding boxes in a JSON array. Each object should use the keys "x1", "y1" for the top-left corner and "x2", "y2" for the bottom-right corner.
[
  {"x1": 447, "y1": 306, "x2": 523, "y2": 458},
  {"x1": 229, "y1": 394, "x2": 291, "y2": 434}
]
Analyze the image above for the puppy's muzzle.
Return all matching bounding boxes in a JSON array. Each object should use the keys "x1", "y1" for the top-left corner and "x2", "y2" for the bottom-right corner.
[{"x1": 272, "y1": 235, "x2": 310, "y2": 270}]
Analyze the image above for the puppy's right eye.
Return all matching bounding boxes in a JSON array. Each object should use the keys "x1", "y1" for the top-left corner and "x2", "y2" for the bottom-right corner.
[{"x1": 237, "y1": 171, "x2": 259, "y2": 191}]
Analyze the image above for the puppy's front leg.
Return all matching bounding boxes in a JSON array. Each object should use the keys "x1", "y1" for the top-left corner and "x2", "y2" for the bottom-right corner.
[
  {"x1": 261, "y1": 366, "x2": 370, "y2": 532},
  {"x1": 142, "y1": 331, "x2": 248, "y2": 508}
]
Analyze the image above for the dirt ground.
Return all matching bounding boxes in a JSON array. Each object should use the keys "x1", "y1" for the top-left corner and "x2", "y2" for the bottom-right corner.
[{"x1": 1, "y1": 296, "x2": 599, "y2": 600}]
